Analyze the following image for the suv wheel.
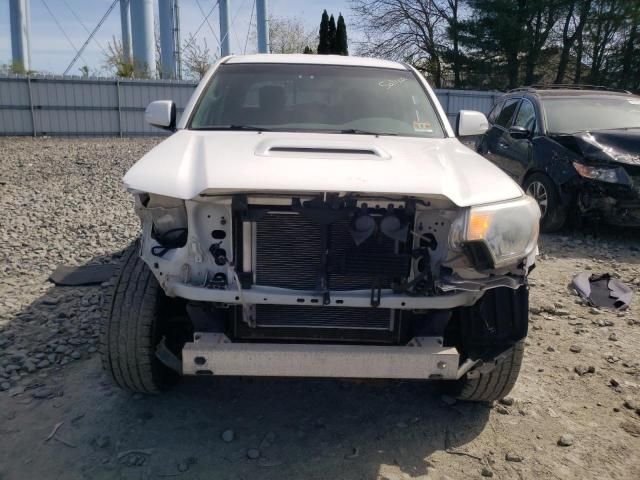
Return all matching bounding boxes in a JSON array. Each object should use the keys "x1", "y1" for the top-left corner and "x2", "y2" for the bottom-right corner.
[
  {"x1": 101, "y1": 243, "x2": 183, "y2": 394},
  {"x1": 523, "y1": 173, "x2": 566, "y2": 232}
]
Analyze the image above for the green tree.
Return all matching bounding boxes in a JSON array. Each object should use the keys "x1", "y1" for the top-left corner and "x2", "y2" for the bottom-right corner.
[
  {"x1": 555, "y1": 0, "x2": 592, "y2": 84},
  {"x1": 336, "y1": 13, "x2": 348, "y2": 55},
  {"x1": 317, "y1": 10, "x2": 331, "y2": 54},
  {"x1": 463, "y1": 0, "x2": 530, "y2": 89},
  {"x1": 303, "y1": 45, "x2": 314, "y2": 54},
  {"x1": 328, "y1": 14, "x2": 337, "y2": 53},
  {"x1": 616, "y1": 2, "x2": 640, "y2": 89},
  {"x1": 585, "y1": 0, "x2": 626, "y2": 85}
]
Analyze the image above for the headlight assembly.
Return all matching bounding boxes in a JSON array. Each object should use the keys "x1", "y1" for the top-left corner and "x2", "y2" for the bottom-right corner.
[
  {"x1": 136, "y1": 193, "x2": 188, "y2": 247},
  {"x1": 573, "y1": 162, "x2": 631, "y2": 185},
  {"x1": 450, "y1": 196, "x2": 540, "y2": 269}
]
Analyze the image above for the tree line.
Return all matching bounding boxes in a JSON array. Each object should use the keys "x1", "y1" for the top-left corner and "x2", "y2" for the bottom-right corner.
[
  {"x1": 317, "y1": 10, "x2": 349, "y2": 55},
  {"x1": 352, "y1": 0, "x2": 640, "y2": 91}
]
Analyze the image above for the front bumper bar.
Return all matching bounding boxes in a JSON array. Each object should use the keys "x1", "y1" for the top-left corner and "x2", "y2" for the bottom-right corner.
[
  {"x1": 182, "y1": 334, "x2": 460, "y2": 379},
  {"x1": 164, "y1": 281, "x2": 484, "y2": 310}
]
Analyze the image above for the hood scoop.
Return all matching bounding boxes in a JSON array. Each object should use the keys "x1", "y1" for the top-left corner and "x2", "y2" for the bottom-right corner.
[
  {"x1": 255, "y1": 138, "x2": 391, "y2": 159},
  {"x1": 270, "y1": 146, "x2": 378, "y2": 155}
]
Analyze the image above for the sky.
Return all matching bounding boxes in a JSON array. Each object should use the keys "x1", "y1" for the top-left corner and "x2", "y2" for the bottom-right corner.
[{"x1": 0, "y1": 0, "x2": 356, "y2": 76}]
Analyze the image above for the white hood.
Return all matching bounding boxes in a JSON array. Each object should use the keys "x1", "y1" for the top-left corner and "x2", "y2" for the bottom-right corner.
[{"x1": 123, "y1": 130, "x2": 523, "y2": 207}]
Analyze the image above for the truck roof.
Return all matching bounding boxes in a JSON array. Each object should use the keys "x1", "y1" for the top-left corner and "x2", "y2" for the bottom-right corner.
[{"x1": 224, "y1": 54, "x2": 408, "y2": 70}]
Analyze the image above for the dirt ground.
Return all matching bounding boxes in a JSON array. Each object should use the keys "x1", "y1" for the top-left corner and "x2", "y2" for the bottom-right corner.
[{"x1": 1, "y1": 137, "x2": 639, "y2": 480}]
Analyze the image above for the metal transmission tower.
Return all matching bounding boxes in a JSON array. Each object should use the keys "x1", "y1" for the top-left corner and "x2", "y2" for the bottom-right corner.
[{"x1": 9, "y1": 0, "x2": 32, "y2": 72}]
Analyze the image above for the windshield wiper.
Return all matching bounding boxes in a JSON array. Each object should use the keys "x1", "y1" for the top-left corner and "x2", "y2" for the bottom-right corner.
[
  {"x1": 340, "y1": 128, "x2": 398, "y2": 136},
  {"x1": 193, "y1": 125, "x2": 272, "y2": 131}
]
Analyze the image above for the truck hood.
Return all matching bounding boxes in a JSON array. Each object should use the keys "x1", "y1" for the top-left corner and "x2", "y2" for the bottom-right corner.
[{"x1": 123, "y1": 130, "x2": 523, "y2": 207}]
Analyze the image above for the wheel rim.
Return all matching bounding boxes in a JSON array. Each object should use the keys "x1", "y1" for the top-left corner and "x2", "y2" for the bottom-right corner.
[{"x1": 526, "y1": 181, "x2": 548, "y2": 218}]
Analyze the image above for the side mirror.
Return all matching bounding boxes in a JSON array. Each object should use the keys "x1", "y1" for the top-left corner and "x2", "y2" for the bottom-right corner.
[
  {"x1": 456, "y1": 110, "x2": 489, "y2": 137},
  {"x1": 145, "y1": 100, "x2": 176, "y2": 131},
  {"x1": 508, "y1": 125, "x2": 531, "y2": 139}
]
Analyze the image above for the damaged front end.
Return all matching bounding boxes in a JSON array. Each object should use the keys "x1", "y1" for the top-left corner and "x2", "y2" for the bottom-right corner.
[
  {"x1": 127, "y1": 190, "x2": 538, "y2": 380},
  {"x1": 134, "y1": 191, "x2": 535, "y2": 328},
  {"x1": 551, "y1": 131, "x2": 640, "y2": 226}
]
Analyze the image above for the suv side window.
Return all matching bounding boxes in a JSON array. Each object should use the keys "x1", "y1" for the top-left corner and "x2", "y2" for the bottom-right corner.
[
  {"x1": 487, "y1": 100, "x2": 504, "y2": 124},
  {"x1": 513, "y1": 99, "x2": 536, "y2": 132},
  {"x1": 495, "y1": 99, "x2": 519, "y2": 128}
]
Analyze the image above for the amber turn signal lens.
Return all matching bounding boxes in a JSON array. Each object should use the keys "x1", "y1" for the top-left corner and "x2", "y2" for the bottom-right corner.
[{"x1": 467, "y1": 212, "x2": 492, "y2": 241}]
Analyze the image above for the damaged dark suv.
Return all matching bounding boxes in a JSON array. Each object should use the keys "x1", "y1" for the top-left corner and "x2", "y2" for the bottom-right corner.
[{"x1": 478, "y1": 86, "x2": 640, "y2": 231}]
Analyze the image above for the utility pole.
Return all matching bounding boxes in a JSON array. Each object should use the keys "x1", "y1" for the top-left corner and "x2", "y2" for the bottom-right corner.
[
  {"x1": 159, "y1": 0, "x2": 176, "y2": 78},
  {"x1": 9, "y1": 0, "x2": 31, "y2": 72},
  {"x1": 219, "y1": 0, "x2": 231, "y2": 56},
  {"x1": 256, "y1": 0, "x2": 269, "y2": 53},
  {"x1": 119, "y1": 0, "x2": 132, "y2": 63},
  {"x1": 174, "y1": 0, "x2": 182, "y2": 79},
  {"x1": 130, "y1": 0, "x2": 156, "y2": 77}
]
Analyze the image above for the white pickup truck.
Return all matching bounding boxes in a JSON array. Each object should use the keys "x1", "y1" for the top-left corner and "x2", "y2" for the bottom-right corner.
[{"x1": 102, "y1": 54, "x2": 539, "y2": 402}]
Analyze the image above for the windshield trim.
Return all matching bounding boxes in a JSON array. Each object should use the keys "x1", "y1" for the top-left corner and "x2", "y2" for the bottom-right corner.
[{"x1": 185, "y1": 62, "x2": 446, "y2": 139}]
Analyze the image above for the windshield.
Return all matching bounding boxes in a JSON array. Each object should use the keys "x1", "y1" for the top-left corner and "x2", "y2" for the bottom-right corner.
[
  {"x1": 543, "y1": 95, "x2": 640, "y2": 134},
  {"x1": 189, "y1": 63, "x2": 444, "y2": 138}
]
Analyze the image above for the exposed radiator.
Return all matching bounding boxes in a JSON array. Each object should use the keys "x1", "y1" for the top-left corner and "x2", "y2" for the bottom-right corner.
[
  {"x1": 254, "y1": 212, "x2": 409, "y2": 291},
  {"x1": 247, "y1": 210, "x2": 410, "y2": 335},
  {"x1": 255, "y1": 304, "x2": 393, "y2": 330}
]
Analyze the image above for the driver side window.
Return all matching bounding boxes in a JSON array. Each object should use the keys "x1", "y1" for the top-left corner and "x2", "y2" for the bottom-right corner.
[{"x1": 513, "y1": 99, "x2": 536, "y2": 133}]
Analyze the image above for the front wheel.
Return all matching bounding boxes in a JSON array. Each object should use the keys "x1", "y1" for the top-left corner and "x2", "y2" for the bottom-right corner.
[
  {"x1": 445, "y1": 286, "x2": 529, "y2": 402},
  {"x1": 523, "y1": 172, "x2": 566, "y2": 232},
  {"x1": 100, "y1": 244, "x2": 181, "y2": 394},
  {"x1": 456, "y1": 340, "x2": 525, "y2": 402}
]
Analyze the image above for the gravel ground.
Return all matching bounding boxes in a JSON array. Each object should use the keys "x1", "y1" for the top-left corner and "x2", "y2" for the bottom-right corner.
[{"x1": 1, "y1": 137, "x2": 640, "y2": 480}]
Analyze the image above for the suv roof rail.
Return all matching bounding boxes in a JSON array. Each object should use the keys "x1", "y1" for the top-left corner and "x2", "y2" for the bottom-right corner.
[{"x1": 507, "y1": 84, "x2": 632, "y2": 94}]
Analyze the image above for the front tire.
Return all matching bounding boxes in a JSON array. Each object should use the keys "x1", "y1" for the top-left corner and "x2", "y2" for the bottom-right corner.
[
  {"x1": 101, "y1": 244, "x2": 179, "y2": 394},
  {"x1": 523, "y1": 172, "x2": 566, "y2": 232},
  {"x1": 456, "y1": 340, "x2": 524, "y2": 402},
  {"x1": 445, "y1": 286, "x2": 528, "y2": 402}
]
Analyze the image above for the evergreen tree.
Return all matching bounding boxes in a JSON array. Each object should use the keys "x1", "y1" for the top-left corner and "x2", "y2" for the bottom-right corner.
[
  {"x1": 336, "y1": 14, "x2": 348, "y2": 55},
  {"x1": 317, "y1": 10, "x2": 330, "y2": 54},
  {"x1": 328, "y1": 14, "x2": 337, "y2": 53},
  {"x1": 303, "y1": 45, "x2": 314, "y2": 54}
]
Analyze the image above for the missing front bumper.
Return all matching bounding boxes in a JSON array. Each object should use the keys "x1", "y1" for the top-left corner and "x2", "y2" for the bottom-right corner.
[
  {"x1": 182, "y1": 333, "x2": 460, "y2": 379},
  {"x1": 164, "y1": 281, "x2": 484, "y2": 309}
]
